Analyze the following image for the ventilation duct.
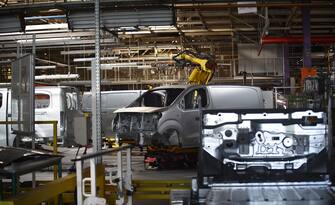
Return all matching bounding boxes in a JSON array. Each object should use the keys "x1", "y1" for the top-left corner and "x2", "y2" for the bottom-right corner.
[
  {"x1": 67, "y1": 6, "x2": 175, "y2": 30},
  {"x1": 0, "y1": 14, "x2": 24, "y2": 33}
]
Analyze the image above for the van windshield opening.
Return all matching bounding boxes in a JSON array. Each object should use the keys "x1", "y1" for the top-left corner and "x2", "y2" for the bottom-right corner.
[{"x1": 130, "y1": 88, "x2": 184, "y2": 107}]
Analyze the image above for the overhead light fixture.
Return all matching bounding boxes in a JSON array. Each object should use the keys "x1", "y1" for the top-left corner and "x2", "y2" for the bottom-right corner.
[
  {"x1": 0, "y1": 29, "x2": 69, "y2": 37},
  {"x1": 25, "y1": 23, "x2": 68, "y2": 31},
  {"x1": 117, "y1": 26, "x2": 137, "y2": 31},
  {"x1": 75, "y1": 66, "x2": 91, "y2": 69},
  {"x1": 24, "y1": 15, "x2": 66, "y2": 20},
  {"x1": 73, "y1": 56, "x2": 119, "y2": 62},
  {"x1": 17, "y1": 37, "x2": 78, "y2": 44},
  {"x1": 137, "y1": 65, "x2": 152, "y2": 69},
  {"x1": 148, "y1": 25, "x2": 176, "y2": 30},
  {"x1": 124, "y1": 31, "x2": 151, "y2": 35},
  {"x1": 101, "y1": 63, "x2": 138, "y2": 69},
  {"x1": 35, "y1": 65, "x2": 56, "y2": 69},
  {"x1": 35, "y1": 74, "x2": 79, "y2": 80},
  {"x1": 86, "y1": 63, "x2": 152, "y2": 69}
]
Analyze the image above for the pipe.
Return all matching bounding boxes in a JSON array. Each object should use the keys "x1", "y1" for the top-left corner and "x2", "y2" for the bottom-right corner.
[
  {"x1": 175, "y1": 2, "x2": 332, "y2": 9},
  {"x1": 24, "y1": 15, "x2": 66, "y2": 20},
  {"x1": 261, "y1": 36, "x2": 335, "y2": 45},
  {"x1": 302, "y1": 7, "x2": 312, "y2": 67}
]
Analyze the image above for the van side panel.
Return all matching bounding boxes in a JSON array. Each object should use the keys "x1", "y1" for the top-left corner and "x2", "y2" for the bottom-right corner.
[
  {"x1": 0, "y1": 89, "x2": 8, "y2": 146},
  {"x1": 262, "y1": 91, "x2": 274, "y2": 108},
  {"x1": 35, "y1": 89, "x2": 62, "y2": 138},
  {"x1": 207, "y1": 87, "x2": 264, "y2": 109},
  {"x1": 82, "y1": 90, "x2": 145, "y2": 112}
]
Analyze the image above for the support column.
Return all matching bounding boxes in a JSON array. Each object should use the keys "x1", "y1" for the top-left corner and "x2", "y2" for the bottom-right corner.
[
  {"x1": 92, "y1": 0, "x2": 102, "y2": 157},
  {"x1": 31, "y1": 34, "x2": 36, "y2": 189},
  {"x1": 302, "y1": 6, "x2": 312, "y2": 68},
  {"x1": 283, "y1": 43, "x2": 290, "y2": 86}
]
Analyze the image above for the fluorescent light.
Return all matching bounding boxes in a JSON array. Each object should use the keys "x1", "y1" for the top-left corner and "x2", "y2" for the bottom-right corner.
[
  {"x1": 24, "y1": 15, "x2": 66, "y2": 20},
  {"x1": 75, "y1": 66, "x2": 91, "y2": 69},
  {"x1": 17, "y1": 37, "x2": 78, "y2": 44},
  {"x1": 101, "y1": 63, "x2": 138, "y2": 69},
  {"x1": 25, "y1": 23, "x2": 68, "y2": 31},
  {"x1": 86, "y1": 63, "x2": 152, "y2": 70},
  {"x1": 73, "y1": 57, "x2": 119, "y2": 62},
  {"x1": 148, "y1": 25, "x2": 175, "y2": 30},
  {"x1": 118, "y1": 26, "x2": 137, "y2": 31},
  {"x1": 137, "y1": 65, "x2": 152, "y2": 69},
  {"x1": 35, "y1": 74, "x2": 79, "y2": 80},
  {"x1": 123, "y1": 31, "x2": 151, "y2": 35},
  {"x1": 35, "y1": 65, "x2": 56, "y2": 69}
]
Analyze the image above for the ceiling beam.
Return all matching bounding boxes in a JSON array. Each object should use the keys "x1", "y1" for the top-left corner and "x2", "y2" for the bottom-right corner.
[
  {"x1": 35, "y1": 57, "x2": 68, "y2": 67},
  {"x1": 175, "y1": 2, "x2": 334, "y2": 9}
]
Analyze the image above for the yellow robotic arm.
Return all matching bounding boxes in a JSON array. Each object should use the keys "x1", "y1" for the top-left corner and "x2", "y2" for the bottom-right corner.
[{"x1": 173, "y1": 50, "x2": 216, "y2": 85}]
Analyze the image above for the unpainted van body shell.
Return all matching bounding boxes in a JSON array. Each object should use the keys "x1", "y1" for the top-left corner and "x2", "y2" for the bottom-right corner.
[{"x1": 113, "y1": 85, "x2": 265, "y2": 147}]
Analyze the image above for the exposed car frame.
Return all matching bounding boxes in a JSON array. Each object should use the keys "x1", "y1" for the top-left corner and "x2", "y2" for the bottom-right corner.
[{"x1": 113, "y1": 85, "x2": 266, "y2": 147}]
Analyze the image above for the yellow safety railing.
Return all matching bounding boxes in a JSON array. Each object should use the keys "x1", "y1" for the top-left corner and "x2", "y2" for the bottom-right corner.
[
  {"x1": 0, "y1": 120, "x2": 108, "y2": 205},
  {"x1": 0, "y1": 165, "x2": 105, "y2": 205}
]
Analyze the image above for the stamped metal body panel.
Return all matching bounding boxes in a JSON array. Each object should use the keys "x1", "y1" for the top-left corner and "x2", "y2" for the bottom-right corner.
[
  {"x1": 195, "y1": 109, "x2": 335, "y2": 204},
  {"x1": 206, "y1": 183, "x2": 335, "y2": 205}
]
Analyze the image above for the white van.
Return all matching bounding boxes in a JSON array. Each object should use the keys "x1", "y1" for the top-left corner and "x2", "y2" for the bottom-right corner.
[
  {"x1": 0, "y1": 86, "x2": 80, "y2": 146},
  {"x1": 82, "y1": 90, "x2": 146, "y2": 137},
  {"x1": 113, "y1": 85, "x2": 268, "y2": 147}
]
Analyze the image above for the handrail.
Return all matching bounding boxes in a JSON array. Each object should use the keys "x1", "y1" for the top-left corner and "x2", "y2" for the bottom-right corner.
[
  {"x1": 0, "y1": 165, "x2": 105, "y2": 205},
  {"x1": 71, "y1": 145, "x2": 132, "y2": 162},
  {"x1": 0, "y1": 120, "x2": 57, "y2": 125}
]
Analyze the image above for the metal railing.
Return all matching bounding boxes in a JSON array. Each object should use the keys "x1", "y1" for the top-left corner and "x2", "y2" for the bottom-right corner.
[
  {"x1": 72, "y1": 145, "x2": 133, "y2": 205},
  {"x1": 0, "y1": 165, "x2": 104, "y2": 205}
]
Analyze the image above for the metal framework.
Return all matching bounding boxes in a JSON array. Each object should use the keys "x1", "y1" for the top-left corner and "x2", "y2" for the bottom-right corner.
[{"x1": 0, "y1": 1, "x2": 334, "y2": 87}]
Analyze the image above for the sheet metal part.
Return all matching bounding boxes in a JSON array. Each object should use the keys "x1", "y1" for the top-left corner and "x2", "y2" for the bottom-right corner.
[
  {"x1": 206, "y1": 184, "x2": 335, "y2": 205},
  {"x1": 202, "y1": 110, "x2": 327, "y2": 171}
]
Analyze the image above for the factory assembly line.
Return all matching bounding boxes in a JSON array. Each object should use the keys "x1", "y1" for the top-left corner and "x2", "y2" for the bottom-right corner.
[
  {"x1": 1, "y1": 49, "x2": 334, "y2": 204},
  {"x1": 1, "y1": 1, "x2": 335, "y2": 204},
  {"x1": 113, "y1": 50, "x2": 219, "y2": 169},
  {"x1": 113, "y1": 85, "x2": 335, "y2": 204},
  {"x1": 111, "y1": 49, "x2": 335, "y2": 203}
]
